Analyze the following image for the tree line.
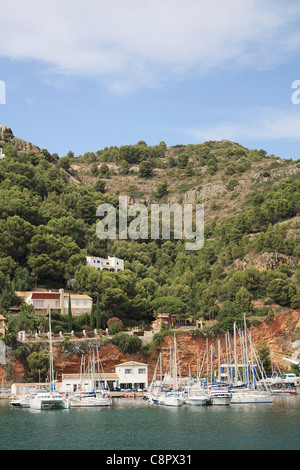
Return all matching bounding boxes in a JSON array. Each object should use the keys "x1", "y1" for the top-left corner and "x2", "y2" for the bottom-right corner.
[{"x1": 0, "y1": 141, "x2": 298, "y2": 335}]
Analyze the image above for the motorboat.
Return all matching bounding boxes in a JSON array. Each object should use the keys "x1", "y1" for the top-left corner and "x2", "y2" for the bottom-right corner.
[
  {"x1": 208, "y1": 390, "x2": 232, "y2": 405},
  {"x1": 10, "y1": 393, "x2": 37, "y2": 408}
]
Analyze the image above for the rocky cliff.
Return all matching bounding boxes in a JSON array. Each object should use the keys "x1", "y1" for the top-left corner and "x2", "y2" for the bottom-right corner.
[
  {"x1": 0, "y1": 126, "x2": 40, "y2": 154},
  {"x1": 2, "y1": 309, "x2": 299, "y2": 384}
]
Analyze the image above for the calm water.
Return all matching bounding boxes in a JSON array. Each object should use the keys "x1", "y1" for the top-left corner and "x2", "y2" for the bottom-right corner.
[{"x1": 1, "y1": 396, "x2": 299, "y2": 451}]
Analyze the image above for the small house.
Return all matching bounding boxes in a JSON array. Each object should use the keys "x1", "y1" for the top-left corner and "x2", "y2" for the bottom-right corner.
[{"x1": 115, "y1": 361, "x2": 148, "y2": 390}]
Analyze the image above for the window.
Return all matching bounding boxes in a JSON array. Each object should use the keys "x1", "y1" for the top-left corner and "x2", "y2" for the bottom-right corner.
[
  {"x1": 138, "y1": 368, "x2": 146, "y2": 374},
  {"x1": 33, "y1": 300, "x2": 44, "y2": 308},
  {"x1": 125, "y1": 369, "x2": 132, "y2": 374}
]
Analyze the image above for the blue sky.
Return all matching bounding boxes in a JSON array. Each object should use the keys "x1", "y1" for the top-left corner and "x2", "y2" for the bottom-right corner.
[{"x1": 1, "y1": 0, "x2": 300, "y2": 159}]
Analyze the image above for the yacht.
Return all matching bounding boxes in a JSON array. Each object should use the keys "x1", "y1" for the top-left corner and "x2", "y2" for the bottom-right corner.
[{"x1": 208, "y1": 389, "x2": 232, "y2": 405}]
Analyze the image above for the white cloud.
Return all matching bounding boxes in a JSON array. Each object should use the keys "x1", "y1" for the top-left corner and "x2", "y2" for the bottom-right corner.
[
  {"x1": 1, "y1": 0, "x2": 300, "y2": 91},
  {"x1": 181, "y1": 107, "x2": 300, "y2": 142}
]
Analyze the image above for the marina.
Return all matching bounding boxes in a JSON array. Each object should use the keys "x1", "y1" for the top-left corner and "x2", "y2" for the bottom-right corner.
[
  {"x1": 8, "y1": 318, "x2": 299, "y2": 410},
  {"x1": 3, "y1": 314, "x2": 300, "y2": 451}
]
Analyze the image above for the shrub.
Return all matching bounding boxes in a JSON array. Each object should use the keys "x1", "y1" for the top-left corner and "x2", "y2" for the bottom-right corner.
[
  {"x1": 112, "y1": 332, "x2": 142, "y2": 355},
  {"x1": 226, "y1": 179, "x2": 239, "y2": 191},
  {"x1": 107, "y1": 317, "x2": 123, "y2": 335}
]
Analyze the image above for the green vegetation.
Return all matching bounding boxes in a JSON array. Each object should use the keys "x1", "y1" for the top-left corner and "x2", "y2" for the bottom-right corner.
[{"x1": 0, "y1": 139, "x2": 298, "y2": 348}]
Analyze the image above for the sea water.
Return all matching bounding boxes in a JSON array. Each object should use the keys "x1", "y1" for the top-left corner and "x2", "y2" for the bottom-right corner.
[{"x1": 1, "y1": 395, "x2": 299, "y2": 451}]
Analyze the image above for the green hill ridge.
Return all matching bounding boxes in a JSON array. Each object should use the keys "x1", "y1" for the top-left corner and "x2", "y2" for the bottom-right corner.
[{"x1": 0, "y1": 129, "x2": 299, "y2": 336}]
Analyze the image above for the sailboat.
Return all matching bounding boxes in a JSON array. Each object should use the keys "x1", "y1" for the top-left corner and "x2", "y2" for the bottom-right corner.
[
  {"x1": 146, "y1": 352, "x2": 164, "y2": 404},
  {"x1": 203, "y1": 343, "x2": 232, "y2": 405},
  {"x1": 163, "y1": 335, "x2": 183, "y2": 407},
  {"x1": 70, "y1": 348, "x2": 111, "y2": 407},
  {"x1": 185, "y1": 361, "x2": 209, "y2": 406},
  {"x1": 229, "y1": 318, "x2": 273, "y2": 405},
  {"x1": 29, "y1": 309, "x2": 70, "y2": 410}
]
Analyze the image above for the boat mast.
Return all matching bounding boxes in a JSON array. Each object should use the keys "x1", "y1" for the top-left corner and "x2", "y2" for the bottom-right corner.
[
  {"x1": 244, "y1": 313, "x2": 250, "y2": 387},
  {"x1": 173, "y1": 334, "x2": 177, "y2": 390},
  {"x1": 48, "y1": 308, "x2": 54, "y2": 397},
  {"x1": 234, "y1": 322, "x2": 238, "y2": 386},
  {"x1": 218, "y1": 339, "x2": 221, "y2": 382}
]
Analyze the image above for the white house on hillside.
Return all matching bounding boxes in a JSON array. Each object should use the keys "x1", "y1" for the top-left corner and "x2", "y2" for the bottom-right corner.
[
  {"x1": 0, "y1": 148, "x2": 5, "y2": 159},
  {"x1": 86, "y1": 256, "x2": 124, "y2": 273}
]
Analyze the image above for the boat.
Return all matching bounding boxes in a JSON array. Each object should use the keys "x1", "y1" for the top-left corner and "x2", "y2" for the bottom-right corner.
[
  {"x1": 163, "y1": 392, "x2": 183, "y2": 407},
  {"x1": 69, "y1": 348, "x2": 112, "y2": 408},
  {"x1": 29, "y1": 390, "x2": 70, "y2": 410},
  {"x1": 10, "y1": 393, "x2": 37, "y2": 408},
  {"x1": 185, "y1": 390, "x2": 208, "y2": 406},
  {"x1": 70, "y1": 394, "x2": 111, "y2": 407},
  {"x1": 230, "y1": 389, "x2": 273, "y2": 404},
  {"x1": 269, "y1": 383, "x2": 297, "y2": 395},
  {"x1": 208, "y1": 390, "x2": 232, "y2": 405},
  {"x1": 260, "y1": 372, "x2": 299, "y2": 395},
  {"x1": 162, "y1": 335, "x2": 183, "y2": 407},
  {"x1": 29, "y1": 309, "x2": 69, "y2": 410},
  {"x1": 145, "y1": 353, "x2": 164, "y2": 404}
]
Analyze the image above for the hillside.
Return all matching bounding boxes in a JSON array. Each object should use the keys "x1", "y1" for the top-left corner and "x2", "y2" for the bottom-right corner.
[
  {"x1": 69, "y1": 140, "x2": 300, "y2": 227},
  {"x1": 0, "y1": 128, "x2": 299, "y2": 381}
]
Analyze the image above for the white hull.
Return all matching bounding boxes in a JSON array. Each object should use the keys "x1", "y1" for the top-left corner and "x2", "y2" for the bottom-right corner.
[
  {"x1": 209, "y1": 393, "x2": 232, "y2": 405},
  {"x1": 185, "y1": 394, "x2": 208, "y2": 406},
  {"x1": 230, "y1": 392, "x2": 273, "y2": 404},
  {"x1": 70, "y1": 396, "x2": 111, "y2": 407},
  {"x1": 10, "y1": 399, "x2": 31, "y2": 408},
  {"x1": 271, "y1": 389, "x2": 297, "y2": 395},
  {"x1": 29, "y1": 392, "x2": 70, "y2": 410},
  {"x1": 10, "y1": 394, "x2": 36, "y2": 408},
  {"x1": 163, "y1": 394, "x2": 183, "y2": 407}
]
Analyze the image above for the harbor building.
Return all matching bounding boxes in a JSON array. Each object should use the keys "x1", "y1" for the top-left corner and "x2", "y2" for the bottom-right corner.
[{"x1": 115, "y1": 361, "x2": 148, "y2": 390}]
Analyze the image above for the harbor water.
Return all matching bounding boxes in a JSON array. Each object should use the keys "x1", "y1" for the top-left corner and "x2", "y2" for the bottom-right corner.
[{"x1": 1, "y1": 395, "x2": 299, "y2": 451}]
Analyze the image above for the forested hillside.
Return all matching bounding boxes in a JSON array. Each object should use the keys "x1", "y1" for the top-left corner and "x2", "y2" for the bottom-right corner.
[{"x1": 0, "y1": 129, "x2": 299, "y2": 336}]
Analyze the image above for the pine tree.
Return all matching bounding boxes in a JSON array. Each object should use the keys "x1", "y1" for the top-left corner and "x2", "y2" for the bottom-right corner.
[
  {"x1": 95, "y1": 296, "x2": 101, "y2": 330},
  {"x1": 68, "y1": 294, "x2": 72, "y2": 331}
]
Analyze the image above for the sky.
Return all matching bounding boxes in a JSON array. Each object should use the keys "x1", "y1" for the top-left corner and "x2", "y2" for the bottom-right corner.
[{"x1": 1, "y1": 0, "x2": 300, "y2": 159}]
